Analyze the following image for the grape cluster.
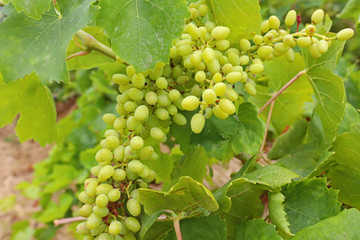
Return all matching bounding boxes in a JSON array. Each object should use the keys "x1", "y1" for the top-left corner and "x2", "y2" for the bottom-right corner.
[{"x1": 77, "y1": 1, "x2": 354, "y2": 239}]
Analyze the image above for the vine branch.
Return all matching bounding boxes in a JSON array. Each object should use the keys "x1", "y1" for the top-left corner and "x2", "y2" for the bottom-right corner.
[
  {"x1": 259, "y1": 100, "x2": 275, "y2": 154},
  {"x1": 258, "y1": 70, "x2": 307, "y2": 114},
  {"x1": 173, "y1": 218, "x2": 183, "y2": 240},
  {"x1": 53, "y1": 216, "x2": 86, "y2": 227}
]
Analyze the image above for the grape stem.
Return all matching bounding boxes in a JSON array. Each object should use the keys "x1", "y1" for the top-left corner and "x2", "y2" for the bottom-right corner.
[
  {"x1": 73, "y1": 30, "x2": 120, "y2": 62},
  {"x1": 66, "y1": 50, "x2": 91, "y2": 61},
  {"x1": 173, "y1": 218, "x2": 183, "y2": 240},
  {"x1": 259, "y1": 101, "x2": 275, "y2": 155},
  {"x1": 53, "y1": 216, "x2": 86, "y2": 226},
  {"x1": 258, "y1": 70, "x2": 306, "y2": 114}
]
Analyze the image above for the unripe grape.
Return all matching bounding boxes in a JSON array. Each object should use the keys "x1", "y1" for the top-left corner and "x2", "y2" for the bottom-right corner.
[
  {"x1": 190, "y1": 113, "x2": 205, "y2": 134},
  {"x1": 114, "y1": 146, "x2": 125, "y2": 161},
  {"x1": 97, "y1": 233, "x2": 112, "y2": 240},
  {"x1": 203, "y1": 47, "x2": 215, "y2": 63},
  {"x1": 95, "y1": 149, "x2": 113, "y2": 163},
  {"x1": 216, "y1": 39, "x2": 230, "y2": 50},
  {"x1": 225, "y1": 71, "x2": 242, "y2": 84},
  {"x1": 155, "y1": 108, "x2": 169, "y2": 120},
  {"x1": 90, "y1": 222, "x2": 107, "y2": 236},
  {"x1": 124, "y1": 234, "x2": 136, "y2": 240},
  {"x1": 190, "y1": 50, "x2": 203, "y2": 65},
  {"x1": 283, "y1": 35, "x2": 294, "y2": 46},
  {"x1": 213, "y1": 82, "x2": 226, "y2": 96},
  {"x1": 126, "y1": 168, "x2": 139, "y2": 180},
  {"x1": 134, "y1": 105, "x2": 149, "y2": 122},
  {"x1": 150, "y1": 127, "x2": 164, "y2": 141},
  {"x1": 191, "y1": 85, "x2": 202, "y2": 97},
  {"x1": 76, "y1": 222, "x2": 91, "y2": 235},
  {"x1": 177, "y1": 44, "x2": 193, "y2": 56},
  {"x1": 285, "y1": 10, "x2": 297, "y2": 26},
  {"x1": 128, "y1": 88, "x2": 143, "y2": 101},
  {"x1": 182, "y1": 96, "x2": 200, "y2": 111},
  {"x1": 173, "y1": 113, "x2": 187, "y2": 125},
  {"x1": 311, "y1": 9, "x2": 324, "y2": 24},
  {"x1": 205, "y1": 21, "x2": 215, "y2": 32},
  {"x1": 219, "y1": 99, "x2": 236, "y2": 115},
  {"x1": 309, "y1": 43, "x2": 322, "y2": 58},
  {"x1": 269, "y1": 15, "x2": 280, "y2": 29},
  {"x1": 190, "y1": 8, "x2": 199, "y2": 20},
  {"x1": 195, "y1": 71, "x2": 206, "y2": 83},
  {"x1": 305, "y1": 25, "x2": 316, "y2": 36},
  {"x1": 337, "y1": 28, "x2": 354, "y2": 40},
  {"x1": 158, "y1": 95, "x2": 171, "y2": 107},
  {"x1": 116, "y1": 104, "x2": 127, "y2": 116},
  {"x1": 113, "y1": 117, "x2": 126, "y2": 131},
  {"x1": 103, "y1": 113, "x2": 117, "y2": 125},
  {"x1": 239, "y1": 55, "x2": 250, "y2": 65},
  {"x1": 124, "y1": 101, "x2": 137, "y2": 112},
  {"x1": 274, "y1": 42, "x2": 290, "y2": 53},
  {"x1": 125, "y1": 217, "x2": 141, "y2": 233},
  {"x1": 261, "y1": 20, "x2": 270, "y2": 33},
  {"x1": 86, "y1": 213, "x2": 102, "y2": 230},
  {"x1": 127, "y1": 199, "x2": 141, "y2": 217},
  {"x1": 129, "y1": 136, "x2": 143, "y2": 150},
  {"x1": 245, "y1": 82, "x2": 256, "y2": 96},
  {"x1": 211, "y1": 26, "x2": 230, "y2": 40},
  {"x1": 93, "y1": 205, "x2": 109, "y2": 217},
  {"x1": 264, "y1": 32, "x2": 274, "y2": 43},
  {"x1": 212, "y1": 72, "x2": 222, "y2": 83},
  {"x1": 166, "y1": 104, "x2": 177, "y2": 116},
  {"x1": 113, "y1": 169, "x2": 126, "y2": 181},
  {"x1": 127, "y1": 116, "x2": 140, "y2": 130},
  {"x1": 86, "y1": 180, "x2": 98, "y2": 197},
  {"x1": 206, "y1": 59, "x2": 221, "y2": 74},
  {"x1": 79, "y1": 204, "x2": 93, "y2": 217},
  {"x1": 108, "y1": 189, "x2": 121, "y2": 202},
  {"x1": 202, "y1": 89, "x2": 217, "y2": 104},
  {"x1": 297, "y1": 37, "x2": 312, "y2": 47},
  {"x1": 186, "y1": 23, "x2": 200, "y2": 39},
  {"x1": 109, "y1": 221, "x2": 123, "y2": 235},
  {"x1": 253, "y1": 35, "x2": 263, "y2": 45},
  {"x1": 125, "y1": 145, "x2": 138, "y2": 159},
  {"x1": 128, "y1": 160, "x2": 144, "y2": 173},
  {"x1": 106, "y1": 135, "x2": 120, "y2": 149},
  {"x1": 285, "y1": 49, "x2": 295, "y2": 62},
  {"x1": 139, "y1": 146, "x2": 154, "y2": 160},
  {"x1": 145, "y1": 91, "x2": 157, "y2": 105},
  {"x1": 95, "y1": 183, "x2": 113, "y2": 195},
  {"x1": 113, "y1": 74, "x2": 130, "y2": 85},
  {"x1": 96, "y1": 194, "x2": 108, "y2": 208},
  {"x1": 156, "y1": 77, "x2": 168, "y2": 89},
  {"x1": 169, "y1": 46, "x2": 177, "y2": 58},
  {"x1": 131, "y1": 73, "x2": 145, "y2": 89},
  {"x1": 225, "y1": 86, "x2": 238, "y2": 101},
  {"x1": 257, "y1": 46, "x2": 274, "y2": 59},
  {"x1": 239, "y1": 39, "x2": 251, "y2": 51},
  {"x1": 228, "y1": 53, "x2": 240, "y2": 66},
  {"x1": 316, "y1": 39, "x2": 328, "y2": 54},
  {"x1": 199, "y1": 4, "x2": 208, "y2": 16},
  {"x1": 213, "y1": 105, "x2": 228, "y2": 119},
  {"x1": 169, "y1": 89, "x2": 180, "y2": 101},
  {"x1": 249, "y1": 64, "x2": 264, "y2": 74}
]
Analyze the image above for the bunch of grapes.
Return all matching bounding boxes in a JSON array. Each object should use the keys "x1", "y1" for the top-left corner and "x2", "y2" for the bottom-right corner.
[{"x1": 76, "y1": 1, "x2": 354, "y2": 239}]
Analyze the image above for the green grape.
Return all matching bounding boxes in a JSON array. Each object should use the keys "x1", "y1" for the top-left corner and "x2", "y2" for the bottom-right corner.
[
  {"x1": 186, "y1": 23, "x2": 200, "y2": 39},
  {"x1": 190, "y1": 50, "x2": 203, "y2": 65},
  {"x1": 86, "y1": 180, "x2": 98, "y2": 197},
  {"x1": 249, "y1": 63, "x2": 264, "y2": 74},
  {"x1": 130, "y1": 190, "x2": 139, "y2": 201},
  {"x1": 305, "y1": 25, "x2": 316, "y2": 36},
  {"x1": 114, "y1": 146, "x2": 125, "y2": 162},
  {"x1": 156, "y1": 77, "x2": 168, "y2": 89},
  {"x1": 195, "y1": 71, "x2": 206, "y2": 83},
  {"x1": 109, "y1": 221, "x2": 123, "y2": 235},
  {"x1": 113, "y1": 117, "x2": 126, "y2": 131},
  {"x1": 162, "y1": 64, "x2": 172, "y2": 77},
  {"x1": 168, "y1": 89, "x2": 181, "y2": 101},
  {"x1": 123, "y1": 234, "x2": 136, "y2": 240},
  {"x1": 253, "y1": 35, "x2": 263, "y2": 45},
  {"x1": 113, "y1": 168, "x2": 126, "y2": 181},
  {"x1": 145, "y1": 91, "x2": 158, "y2": 105},
  {"x1": 96, "y1": 194, "x2": 108, "y2": 208},
  {"x1": 285, "y1": 48, "x2": 295, "y2": 62},
  {"x1": 169, "y1": 46, "x2": 177, "y2": 58},
  {"x1": 225, "y1": 86, "x2": 238, "y2": 101},
  {"x1": 95, "y1": 149, "x2": 113, "y2": 163},
  {"x1": 113, "y1": 74, "x2": 130, "y2": 85},
  {"x1": 79, "y1": 204, "x2": 93, "y2": 217},
  {"x1": 149, "y1": 62, "x2": 164, "y2": 80},
  {"x1": 126, "y1": 168, "x2": 138, "y2": 180},
  {"x1": 108, "y1": 189, "x2": 121, "y2": 202},
  {"x1": 131, "y1": 73, "x2": 145, "y2": 89},
  {"x1": 316, "y1": 39, "x2": 328, "y2": 54},
  {"x1": 225, "y1": 71, "x2": 242, "y2": 84},
  {"x1": 216, "y1": 39, "x2": 230, "y2": 50},
  {"x1": 173, "y1": 113, "x2": 187, "y2": 125},
  {"x1": 212, "y1": 72, "x2": 222, "y2": 83},
  {"x1": 202, "y1": 89, "x2": 217, "y2": 104},
  {"x1": 274, "y1": 42, "x2": 289, "y2": 53},
  {"x1": 103, "y1": 113, "x2": 117, "y2": 125},
  {"x1": 95, "y1": 183, "x2": 113, "y2": 195},
  {"x1": 190, "y1": 113, "x2": 205, "y2": 134},
  {"x1": 158, "y1": 95, "x2": 171, "y2": 107},
  {"x1": 177, "y1": 44, "x2": 193, "y2": 56},
  {"x1": 239, "y1": 55, "x2": 250, "y2": 65},
  {"x1": 86, "y1": 213, "x2": 102, "y2": 230},
  {"x1": 264, "y1": 32, "x2": 274, "y2": 43},
  {"x1": 199, "y1": 4, "x2": 208, "y2": 16},
  {"x1": 309, "y1": 43, "x2": 322, "y2": 58},
  {"x1": 211, "y1": 26, "x2": 230, "y2": 40},
  {"x1": 130, "y1": 136, "x2": 143, "y2": 151},
  {"x1": 97, "y1": 233, "x2": 112, "y2": 240},
  {"x1": 128, "y1": 160, "x2": 144, "y2": 173},
  {"x1": 203, "y1": 47, "x2": 215, "y2": 63},
  {"x1": 213, "y1": 105, "x2": 228, "y2": 119},
  {"x1": 257, "y1": 46, "x2": 274, "y2": 59},
  {"x1": 228, "y1": 52, "x2": 240, "y2": 66},
  {"x1": 269, "y1": 15, "x2": 280, "y2": 29},
  {"x1": 213, "y1": 82, "x2": 226, "y2": 96},
  {"x1": 206, "y1": 59, "x2": 220, "y2": 74},
  {"x1": 126, "y1": 66, "x2": 136, "y2": 79},
  {"x1": 222, "y1": 63, "x2": 233, "y2": 74},
  {"x1": 127, "y1": 199, "x2": 141, "y2": 217},
  {"x1": 182, "y1": 96, "x2": 200, "y2": 111},
  {"x1": 139, "y1": 146, "x2": 154, "y2": 160},
  {"x1": 83, "y1": 235, "x2": 95, "y2": 240},
  {"x1": 116, "y1": 104, "x2": 127, "y2": 116},
  {"x1": 297, "y1": 37, "x2": 312, "y2": 47},
  {"x1": 106, "y1": 135, "x2": 120, "y2": 149},
  {"x1": 155, "y1": 108, "x2": 169, "y2": 120},
  {"x1": 125, "y1": 217, "x2": 141, "y2": 233},
  {"x1": 150, "y1": 127, "x2": 164, "y2": 141},
  {"x1": 79, "y1": 191, "x2": 94, "y2": 204},
  {"x1": 245, "y1": 82, "x2": 257, "y2": 96},
  {"x1": 125, "y1": 145, "x2": 138, "y2": 159},
  {"x1": 167, "y1": 104, "x2": 178, "y2": 116},
  {"x1": 128, "y1": 88, "x2": 144, "y2": 101},
  {"x1": 134, "y1": 105, "x2": 149, "y2": 122},
  {"x1": 337, "y1": 28, "x2": 354, "y2": 40},
  {"x1": 204, "y1": 21, "x2": 215, "y2": 32},
  {"x1": 127, "y1": 116, "x2": 140, "y2": 130},
  {"x1": 261, "y1": 20, "x2": 270, "y2": 33},
  {"x1": 124, "y1": 101, "x2": 137, "y2": 112},
  {"x1": 93, "y1": 205, "x2": 109, "y2": 217},
  {"x1": 139, "y1": 165, "x2": 151, "y2": 178},
  {"x1": 219, "y1": 99, "x2": 236, "y2": 115},
  {"x1": 90, "y1": 222, "x2": 107, "y2": 235},
  {"x1": 285, "y1": 10, "x2": 296, "y2": 26},
  {"x1": 176, "y1": 75, "x2": 190, "y2": 85},
  {"x1": 239, "y1": 39, "x2": 251, "y2": 51},
  {"x1": 311, "y1": 9, "x2": 324, "y2": 24},
  {"x1": 190, "y1": 7, "x2": 200, "y2": 20},
  {"x1": 76, "y1": 222, "x2": 91, "y2": 235},
  {"x1": 283, "y1": 35, "x2": 294, "y2": 46}
]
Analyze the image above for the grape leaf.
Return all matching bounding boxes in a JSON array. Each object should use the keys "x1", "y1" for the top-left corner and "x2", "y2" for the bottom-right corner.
[
  {"x1": 35, "y1": 193, "x2": 73, "y2": 223},
  {"x1": 43, "y1": 165, "x2": 79, "y2": 193},
  {"x1": 328, "y1": 127, "x2": 360, "y2": 208},
  {"x1": 66, "y1": 26, "x2": 114, "y2": 70},
  {"x1": 292, "y1": 209, "x2": 360, "y2": 239},
  {"x1": 6, "y1": 0, "x2": 51, "y2": 20},
  {"x1": 234, "y1": 218, "x2": 281, "y2": 240},
  {"x1": 206, "y1": 0, "x2": 261, "y2": 41},
  {"x1": 0, "y1": 0, "x2": 98, "y2": 83},
  {"x1": 268, "y1": 192, "x2": 292, "y2": 238},
  {"x1": 164, "y1": 214, "x2": 226, "y2": 240},
  {"x1": 283, "y1": 178, "x2": 341, "y2": 233},
  {"x1": 139, "y1": 211, "x2": 169, "y2": 240},
  {"x1": 0, "y1": 73, "x2": 57, "y2": 146},
  {"x1": 96, "y1": 0, "x2": 190, "y2": 72},
  {"x1": 338, "y1": 0, "x2": 360, "y2": 21},
  {"x1": 137, "y1": 176, "x2": 219, "y2": 215},
  {"x1": 0, "y1": 195, "x2": 16, "y2": 213},
  {"x1": 10, "y1": 220, "x2": 34, "y2": 240},
  {"x1": 337, "y1": 103, "x2": 360, "y2": 134}
]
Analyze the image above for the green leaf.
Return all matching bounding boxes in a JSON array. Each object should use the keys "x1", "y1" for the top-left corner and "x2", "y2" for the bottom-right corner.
[
  {"x1": 328, "y1": 128, "x2": 360, "y2": 208},
  {"x1": 43, "y1": 165, "x2": 78, "y2": 193},
  {"x1": 0, "y1": 73, "x2": 57, "y2": 146},
  {"x1": 36, "y1": 193, "x2": 73, "y2": 223},
  {"x1": 140, "y1": 211, "x2": 168, "y2": 240},
  {"x1": 10, "y1": 220, "x2": 34, "y2": 240},
  {"x1": 292, "y1": 209, "x2": 360, "y2": 239},
  {"x1": 337, "y1": 103, "x2": 360, "y2": 135},
  {"x1": 96, "y1": 0, "x2": 190, "y2": 72},
  {"x1": 0, "y1": 195, "x2": 16, "y2": 213},
  {"x1": 207, "y1": 0, "x2": 261, "y2": 40},
  {"x1": 141, "y1": 221, "x2": 173, "y2": 240},
  {"x1": 16, "y1": 182, "x2": 41, "y2": 199},
  {"x1": 251, "y1": 53, "x2": 313, "y2": 134},
  {"x1": 283, "y1": 178, "x2": 341, "y2": 233},
  {"x1": 164, "y1": 213, "x2": 227, "y2": 240},
  {"x1": 268, "y1": 192, "x2": 292, "y2": 238},
  {"x1": 234, "y1": 218, "x2": 281, "y2": 240},
  {"x1": 9, "y1": 0, "x2": 51, "y2": 19},
  {"x1": 66, "y1": 26, "x2": 114, "y2": 70},
  {"x1": 338, "y1": 0, "x2": 360, "y2": 21},
  {"x1": 0, "y1": 0, "x2": 98, "y2": 83},
  {"x1": 137, "y1": 176, "x2": 219, "y2": 215}
]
